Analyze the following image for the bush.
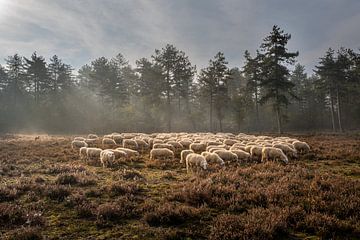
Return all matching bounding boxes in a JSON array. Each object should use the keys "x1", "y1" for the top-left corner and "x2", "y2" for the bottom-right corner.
[
  {"x1": 107, "y1": 182, "x2": 142, "y2": 197},
  {"x1": 144, "y1": 203, "x2": 201, "y2": 227},
  {"x1": 209, "y1": 207, "x2": 288, "y2": 240},
  {"x1": 96, "y1": 197, "x2": 137, "y2": 226},
  {"x1": 45, "y1": 185, "x2": 71, "y2": 201},
  {"x1": 5, "y1": 227, "x2": 42, "y2": 240}
]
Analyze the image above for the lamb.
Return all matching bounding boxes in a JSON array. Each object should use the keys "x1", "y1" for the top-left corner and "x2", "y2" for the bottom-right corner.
[
  {"x1": 180, "y1": 149, "x2": 194, "y2": 164},
  {"x1": 250, "y1": 146, "x2": 263, "y2": 161},
  {"x1": 123, "y1": 139, "x2": 138, "y2": 150},
  {"x1": 201, "y1": 152, "x2": 225, "y2": 166},
  {"x1": 100, "y1": 150, "x2": 115, "y2": 168},
  {"x1": 261, "y1": 147, "x2": 288, "y2": 163},
  {"x1": 102, "y1": 138, "x2": 117, "y2": 146},
  {"x1": 150, "y1": 148, "x2": 174, "y2": 161},
  {"x1": 71, "y1": 140, "x2": 88, "y2": 150},
  {"x1": 273, "y1": 143, "x2": 298, "y2": 158},
  {"x1": 153, "y1": 143, "x2": 175, "y2": 152},
  {"x1": 88, "y1": 134, "x2": 98, "y2": 139},
  {"x1": 292, "y1": 141, "x2": 310, "y2": 153},
  {"x1": 186, "y1": 153, "x2": 207, "y2": 173},
  {"x1": 86, "y1": 147, "x2": 102, "y2": 161},
  {"x1": 213, "y1": 150, "x2": 238, "y2": 162},
  {"x1": 79, "y1": 147, "x2": 88, "y2": 161},
  {"x1": 230, "y1": 149, "x2": 251, "y2": 162},
  {"x1": 189, "y1": 143, "x2": 207, "y2": 153}
]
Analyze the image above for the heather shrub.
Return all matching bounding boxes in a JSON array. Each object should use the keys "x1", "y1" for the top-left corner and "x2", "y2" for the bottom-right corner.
[
  {"x1": 45, "y1": 185, "x2": 71, "y2": 201},
  {"x1": 144, "y1": 203, "x2": 201, "y2": 227}
]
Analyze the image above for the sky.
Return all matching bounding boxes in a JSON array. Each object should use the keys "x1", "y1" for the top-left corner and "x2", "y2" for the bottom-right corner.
[{"x1": 0, "y1": 0, "x2": 359, "y2": 74}]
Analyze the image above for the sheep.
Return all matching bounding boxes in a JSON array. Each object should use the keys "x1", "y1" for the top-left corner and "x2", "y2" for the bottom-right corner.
[
  {"x1": 180, "y1": 149, "x2": 194, "y2": 164},
  {"x1": 208, "y1": 147, "x2": 226, "y2": 153},
  {"x1": 86, "y1": 147, "x2": 102, "y2": 162},
  {"x1": 74, "y1": 137, "x2": 86, "y2": 141},
  {"x1": 230, "y1": 149, "x2": 251, "y2": 162},
  {"x1": 223, "y1": 139, "x2": 239, "y2": 146},
  {"x1": 166, "y1": 141, "x2": 184, "y2": 152},
  {"x1": 71, "y1": 140, "x2": 88, "y2": 150},
  {"x1": 189, "y1": 143, "x2": 207, "y2": 153},
  {"x1": 100, "y1": 150, "x2": 115, "y2": 168},
  {"x1": 186, "y1": 153, "x2": 207, "y2": 173},
  {"x1": 102, "y1": 138, "x2": 117, "y2": 146},
  {"x1": 261, "y1": 147, "x2": 288, "y2": 163},
  {"x1": 150, "y1": 148, "x2": 174, "y2": 161},
  {"x1": 84, "y1": 138, "x2": 97, "y2": 146},
  {"x1": 201, "y1": 152, "x2": 225, "y2": 166},
  {"x1": 213, "y1": 150, "x2": 238, "y2": 162},
  {"x1": 273, "y1": 143, "x2": 298, "y2": 158},
  {"x1": 229, "y1": 145, "x2": 246, "y2": 151},
  {"x1": 115, "y1": 147, "x2": 140, "y2": 160},
  {"x1": 292, "y1": 141, "x2": 310, "y2": 153},
  {"x1": 135, "y1": 139, "x2": 149, "y2": 152},
  {"x1": 206, "y1": 144, "x2": 227, "y2": 152},
  {"x1": 123, "y1": 139, "x2": 138, "y2": 150},
  {"x1": 179, "y1": 139, "x2": 192, "y2": 148},
  {"x1": 250, "y1": 146, "x2": 263, "y2": 162},
  {"x1": 206, "y1": 141, "x2": 223, "y2": 147},
  {"x1": 112, "y1": 135, "x2": 123, "y2": 144},
  {"x1": 79, "y1": 147, "x2": 88, "y2": 161},
  {"x1": 88, "y1": 134, "x2": 98, "y2": 139},
  {"x1": 153, "y1": 143, "x2": 175, "y2": 152},
  {"x1": 110, "y1": 149, "x2": 127, "y2": 160}
]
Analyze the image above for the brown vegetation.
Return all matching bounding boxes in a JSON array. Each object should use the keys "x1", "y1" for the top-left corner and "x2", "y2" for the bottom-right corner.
[{"x1": 0, "y1": 134, "x2": 359, "y2": 239}]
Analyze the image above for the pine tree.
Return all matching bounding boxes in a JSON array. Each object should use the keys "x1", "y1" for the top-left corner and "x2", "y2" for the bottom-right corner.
[{"x1": 259, "y1": 25, "x2": 299, "y2": 133}]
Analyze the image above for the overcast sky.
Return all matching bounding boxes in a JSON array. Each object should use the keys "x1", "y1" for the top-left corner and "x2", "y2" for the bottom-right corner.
[{"x1": 0, "y1": 0, "x2": 359, "y2": 74}]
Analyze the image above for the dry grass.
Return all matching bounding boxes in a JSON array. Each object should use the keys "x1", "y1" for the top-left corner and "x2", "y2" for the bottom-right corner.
[{"x1": 0, "y1": 133, "x2": 359, "y2": 239}]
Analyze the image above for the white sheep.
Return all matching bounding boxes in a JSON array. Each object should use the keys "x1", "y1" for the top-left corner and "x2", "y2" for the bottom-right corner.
[
  {"x1": 273, "y1": 143, "x2": 298, "y2": 158},
  {"x1": 180, "y1": 149, "x2": 194, "y2": 164},
  {"x1": 100, "y1": 150, "x2": 115, "y2": 168},
  {"x1": 153, "y1": 143, "x2": 175, "y2": 152},
  {"x1": 166, "y1": 141, "x2": 184, "y2": 152},
  {"x1": 71, "y1": 140, "x2": 88, "y2": 150},
  {"x1": 150, "y1": 148, "x2": 174, "y2": 160},
  {"x1": 201, "y1": 152, "x2": 224, "y2": 166},
  {"x1": 115, "y1": 147, "x2": 140, "y2": 160},
  {"x1": 292, "y1": 141, "x2": 310, "y2": 153},
  {"x1": 123, "y1": 139, "x2": 138, "y2": 150},
  {"x1": 112, "y1": 135, "x2": 123, "y2": 144},
  {"x1": 186, "y1": 153, "x2": 207, "y2": 173},
  {"x1": 250, "y1": 146, "x2": 263, "y2": 161},
  {"x1": 179, "y1": 139, "x2": 192, "y2": 148},
  {"x1": 135, "y1": 139, "x2": 149, "y2": 151},
  {"x1": 189, "y1": 143, "x2": 207, "y2": 153},
  {"x1": 230, "y1": 149, "x2": 250, "y2": 162},
  {"x1": 223, "y1": 139, "x2": 239, "y2": 146},
  {"x1": 86, "y1": 147, "x2": 102, "y2": 162},
  {"x1": 88, "y1": 134, "x2": 98, "y2": 139},
  {"x1": 79, "y1": 147, "x2": 88, "y2": 161},
  {"x1": 261, "y1": 147, "x2": 288, "y2": 163},
  {"x1": 213, "y1": 150, "x2": 238, "y2": 162},
  {"x1": 110, "y1": 149, "x2": 127, "y2": 160},
  {"x1": 102, "y1": 138, "x2": 117, "y2": 146},
  {"x1": 74, "y1": 137, "x2": 86, "y2": 141}
]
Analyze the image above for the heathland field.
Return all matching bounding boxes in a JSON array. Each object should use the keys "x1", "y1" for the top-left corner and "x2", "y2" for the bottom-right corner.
[{"x1": 0, "y1": 133, "x2": 360, "y2": 239}]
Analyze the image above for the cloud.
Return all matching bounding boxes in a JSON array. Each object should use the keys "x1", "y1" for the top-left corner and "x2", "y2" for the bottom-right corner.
[{"x1": 0, "y1": 0, "x2": 359, "y2": 74}]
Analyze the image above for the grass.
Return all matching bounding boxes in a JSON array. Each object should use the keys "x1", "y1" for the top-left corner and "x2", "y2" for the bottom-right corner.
[{"x1": 0, "y1": 133, "x2": 359, "y2": 239}]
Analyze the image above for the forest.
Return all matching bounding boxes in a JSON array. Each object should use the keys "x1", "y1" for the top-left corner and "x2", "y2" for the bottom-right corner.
[{"x1": 1, "y1": 25, "x2": 359, "y2": 134}]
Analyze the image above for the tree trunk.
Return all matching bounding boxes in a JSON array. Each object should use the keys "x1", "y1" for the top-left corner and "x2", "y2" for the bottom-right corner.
[
  {"x1": 219, "y1": 117, "x2": 223, "y2": 132},
  {"x1": 209, "y1": 92, "x2": 213, "y2": 132},
  {"x1": 166, "y1": 70, "x2": 171, "y2": 132},
  {"x1": 329, "y1": 90, "x2": 336, "y2": 132},
  {"x1": 255, "y1": 87, "x2": 259, "y2": 132},
  {"x1": 275, "y1": 106, "x2": 282, "y2": 134},
  {"x1": 336, "y1": 87, "x2": 343, "y2": 132}
]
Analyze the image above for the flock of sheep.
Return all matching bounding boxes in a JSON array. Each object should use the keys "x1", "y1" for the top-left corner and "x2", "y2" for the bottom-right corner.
[{"x1": 71, "y1": 132, "x2": 310, "y2": 173}]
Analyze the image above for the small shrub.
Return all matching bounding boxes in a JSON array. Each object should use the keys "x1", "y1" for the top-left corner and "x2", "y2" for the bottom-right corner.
[
  {"x1": 56, "y1": 173, "x2": 78, "y2": 185},
  {"x1": 76, "y1": 202, "x2": 96, "y2": 218},
  {"x1": 144, "y1": 203, "x2": 201, "y2": 227},
  {"x1": 45, "y1": 185, "x2": 71, "y2": 201},
  {"x1": 0, "y1": 203, "x2": 26, "y2": 226},
  {"x1": 0, "y1": 187, "x2": 18, "y2": 202},
  {"x1": 96, "y1": 197, "x2": 137, "y2": 226},
  {"x1": 120, "y1": 169, "x2": 145, "y2": 181},
  {"x1": 5, "y1": 227, "x2": 42, "y2": 240},
  {"x1": 107, "y1": 182, "x2": 142, "y2": 197}
]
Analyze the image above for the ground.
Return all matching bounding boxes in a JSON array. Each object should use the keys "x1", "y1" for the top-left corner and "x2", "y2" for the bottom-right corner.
[{"x1": 0, "y1": 133, "x2": 360, "y2": 240}]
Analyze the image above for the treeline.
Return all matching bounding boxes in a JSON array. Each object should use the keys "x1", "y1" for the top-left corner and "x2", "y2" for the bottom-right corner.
[{"x1": 0, "y1": 25, "x2": 359, "y2": 133}]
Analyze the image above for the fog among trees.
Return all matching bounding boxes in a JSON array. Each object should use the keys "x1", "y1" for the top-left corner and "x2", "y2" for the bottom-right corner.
[{"x1": 1, "y1": 25, "x2": 359, "y2": 134}]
